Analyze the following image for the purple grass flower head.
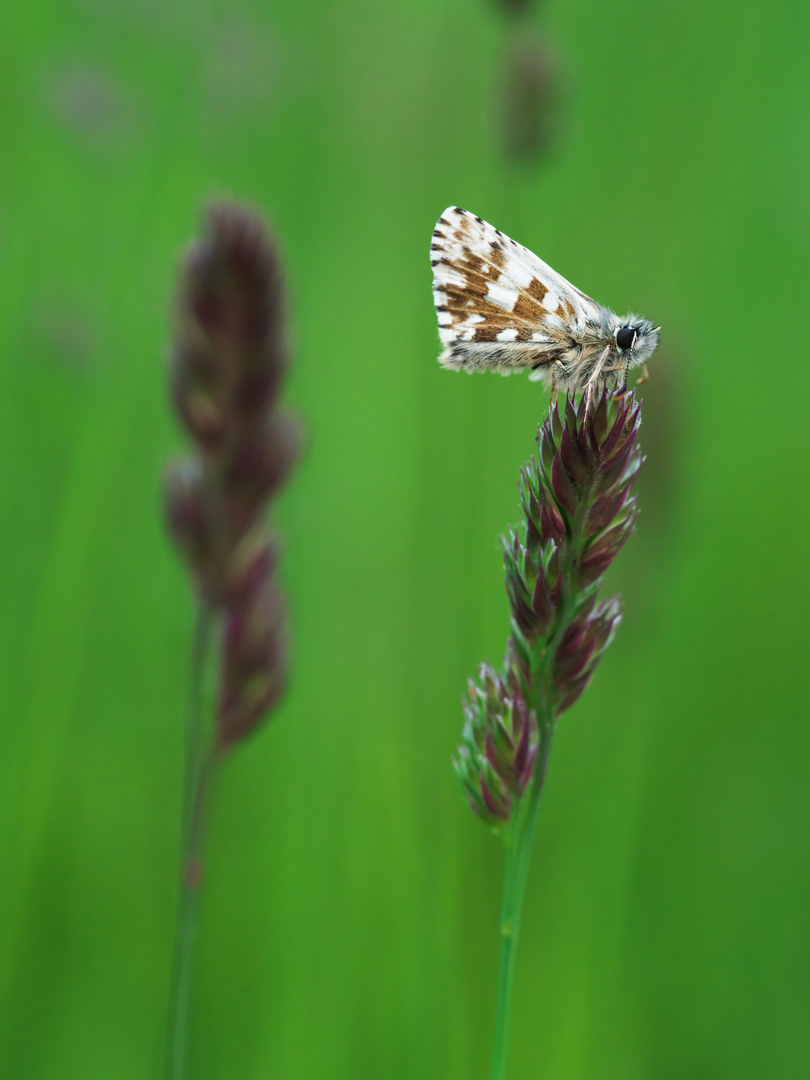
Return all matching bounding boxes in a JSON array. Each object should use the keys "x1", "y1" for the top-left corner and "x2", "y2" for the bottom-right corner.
[
  {"x1": 163, "y1": 200, "x2": 301, "y2": 751},
  {"x1": 453, "y1": 656, "x2": 540, "y2": 828},
  {"x1": 455, "y1": 389, "x2": 643, "y2": 826}
]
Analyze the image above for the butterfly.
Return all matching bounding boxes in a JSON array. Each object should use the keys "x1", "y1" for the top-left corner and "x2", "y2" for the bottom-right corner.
[{"x1": 430, "y1": 207, "x2": 660, "y2": 400}]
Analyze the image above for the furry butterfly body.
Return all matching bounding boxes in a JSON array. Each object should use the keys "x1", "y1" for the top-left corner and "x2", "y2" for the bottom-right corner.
[{"x1": 431, "y1": 207, "x2": 660, "y2": 396}]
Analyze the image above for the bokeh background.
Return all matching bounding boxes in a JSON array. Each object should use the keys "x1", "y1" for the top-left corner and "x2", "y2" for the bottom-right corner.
[{"x1": 1, "y1": 0, "x2": 809, "y2": 1077}]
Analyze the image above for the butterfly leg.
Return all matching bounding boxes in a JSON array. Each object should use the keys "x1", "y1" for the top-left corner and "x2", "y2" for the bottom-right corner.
[
  {"x1": 583, "y1": 347, "x2": 611, "y2": 414},
  {"x1": 550, "y1": 361, "x2": 565, "y2": 405},
  {"x1": 636, "y1": 362, "x2": 650, "y2": 386},
  {"x1": 612, "y1": 367, "x2": 629, "y2": 399},
  {"x1": 600, "y1": 362, "x2": 625, "y2": 393}
]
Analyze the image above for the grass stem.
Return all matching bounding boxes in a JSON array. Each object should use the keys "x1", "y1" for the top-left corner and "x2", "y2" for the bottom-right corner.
[
  {"x1": 489, "y1": 725, "x2": 552, "y2": 1080},
  {"x1": 165, "y1": 607, "x2": 216, "y2": 1080}
]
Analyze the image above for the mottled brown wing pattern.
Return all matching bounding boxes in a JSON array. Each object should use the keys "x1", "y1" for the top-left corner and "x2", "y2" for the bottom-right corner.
[{"x1": 430, "y1": 207, "x2": 600, "y2": 375}]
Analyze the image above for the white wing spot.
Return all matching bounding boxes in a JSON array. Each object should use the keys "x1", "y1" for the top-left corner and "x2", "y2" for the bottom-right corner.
[
  {"x1": 486, "y1": 282, "x2": 518, "y2": 311},
  {"x1": 505, "y1": 261, "x2": 533, "y2": 289}
]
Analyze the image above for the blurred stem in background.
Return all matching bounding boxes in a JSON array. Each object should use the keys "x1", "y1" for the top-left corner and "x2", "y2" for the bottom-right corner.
[
  {"x1": 454, "y1": 390, "x2": 644, "y2": 1080},
  {"x1": 491, "y1": 0, "x2": 562, "y2": 165},
  {"x1": 161, "y1": 203, "x2": 301, "y2": 1080},
  {"x1": 165, "y1": 606, "x2": 214, "y2": 1080}
]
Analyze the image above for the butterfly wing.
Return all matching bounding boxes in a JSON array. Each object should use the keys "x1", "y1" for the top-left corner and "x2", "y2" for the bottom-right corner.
[{"x1": 431, "y1": 207, "x2": 602, "y2": 377}]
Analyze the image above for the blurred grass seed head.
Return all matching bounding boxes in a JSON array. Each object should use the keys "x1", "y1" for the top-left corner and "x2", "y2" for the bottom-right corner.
[{"x1": 162, "y1": 201, "x2": 301, "y2": 750}]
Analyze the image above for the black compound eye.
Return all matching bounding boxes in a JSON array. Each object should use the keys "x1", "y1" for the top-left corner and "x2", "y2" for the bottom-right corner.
[{"x1": 616, "y1": 327, "x2": 636, "y2": 351}]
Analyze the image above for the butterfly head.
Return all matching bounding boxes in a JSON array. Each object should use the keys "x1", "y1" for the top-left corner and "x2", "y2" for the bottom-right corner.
[{"x1": 614, "y1": 316, "x2": 660, "y2": 368}]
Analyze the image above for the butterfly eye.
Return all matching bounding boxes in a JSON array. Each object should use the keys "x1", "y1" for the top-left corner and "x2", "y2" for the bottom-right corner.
[{"x1": 616, "y1": 327, "x2": 636, "y2": 350}]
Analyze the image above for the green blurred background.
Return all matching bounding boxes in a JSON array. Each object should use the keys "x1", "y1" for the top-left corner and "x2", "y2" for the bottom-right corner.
[{"x1": 1, "y1": 0, "x2": 809, "y2": 1077}]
